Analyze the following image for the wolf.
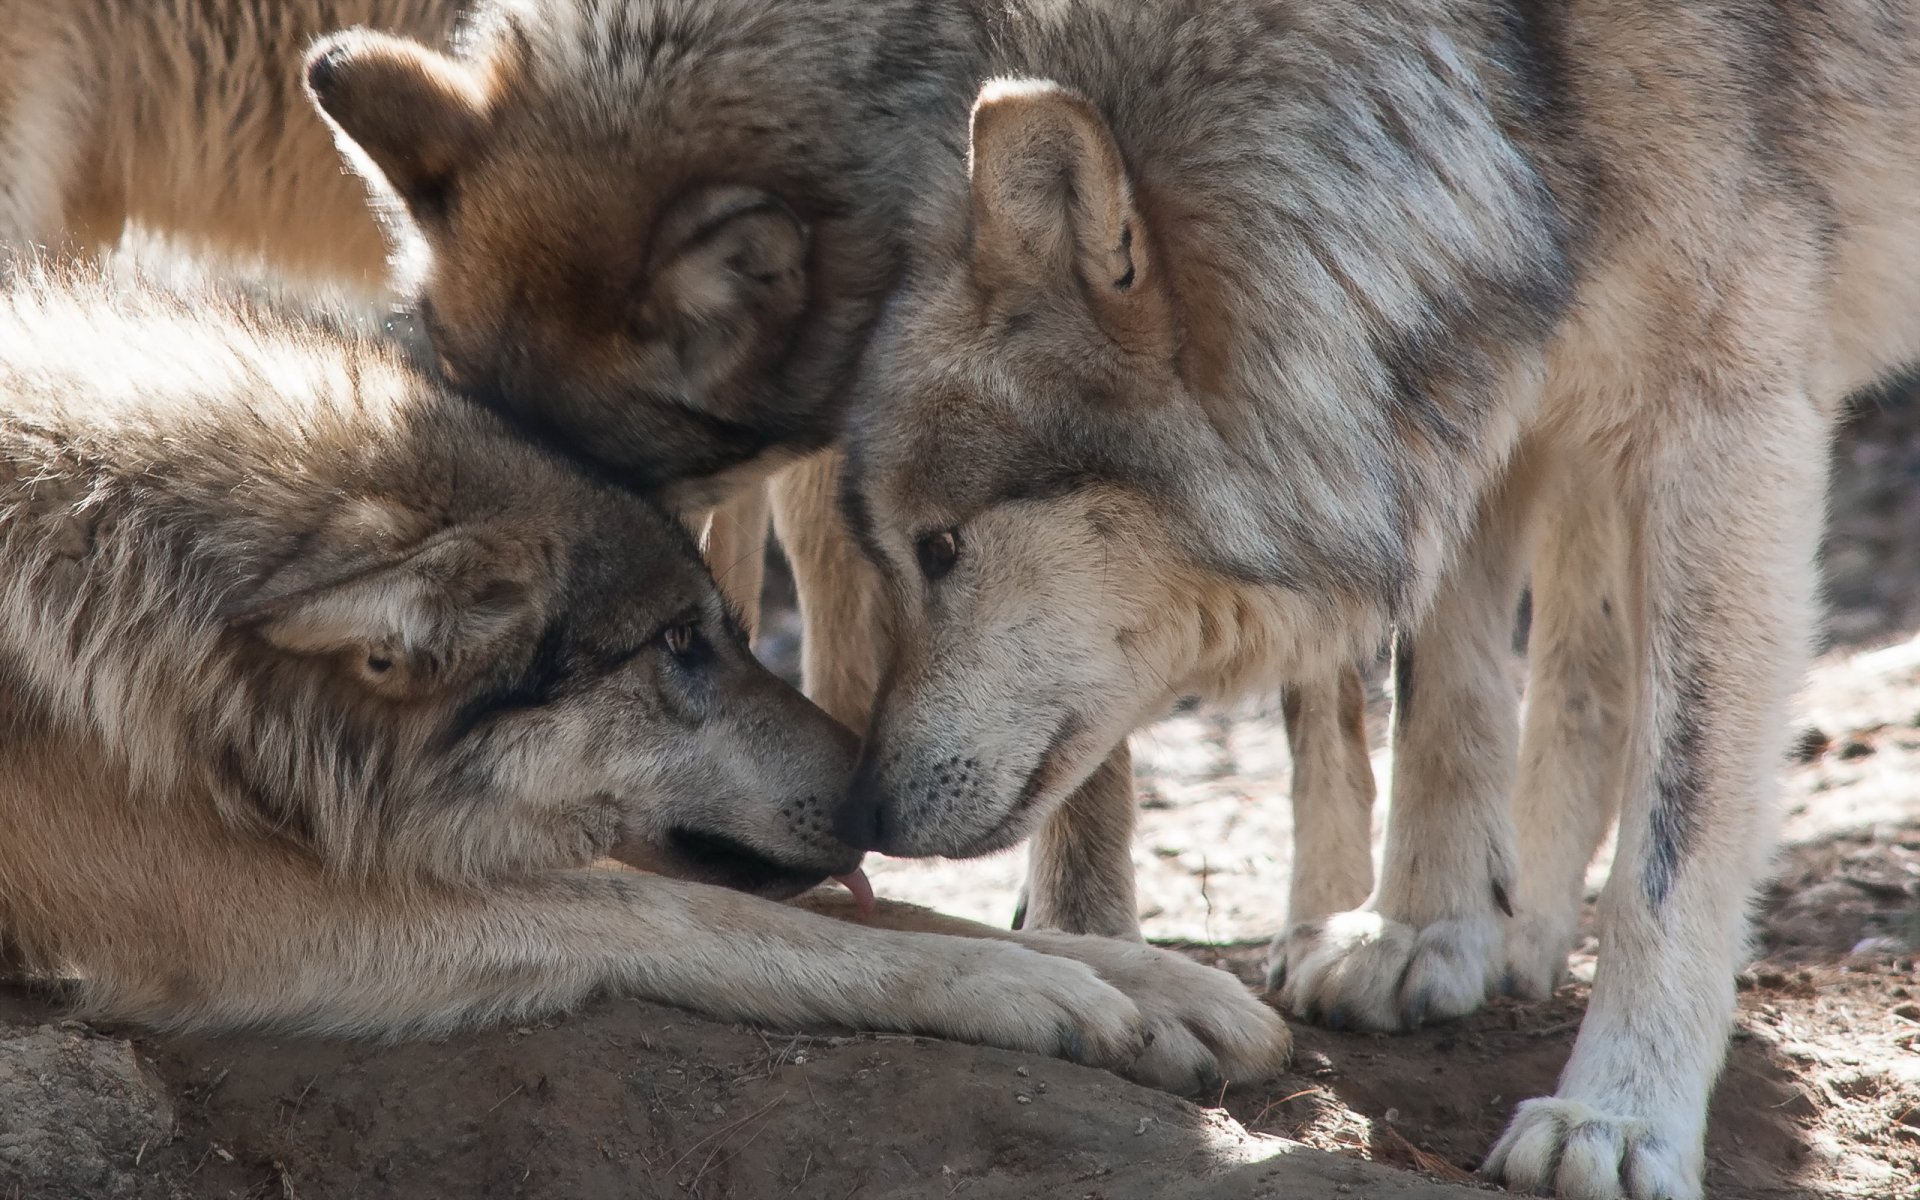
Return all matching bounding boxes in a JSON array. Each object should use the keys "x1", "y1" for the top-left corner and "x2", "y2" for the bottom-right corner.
[
  {"x1": 826, "y1": 1, "x2": 1920, "y2": 1197},
  {"x1": 0, "y1": 268, "x2": 1292, "y2": 1092},
  {"x1": 0, "y1": 0, "x2": 1383, "y2": 939}
]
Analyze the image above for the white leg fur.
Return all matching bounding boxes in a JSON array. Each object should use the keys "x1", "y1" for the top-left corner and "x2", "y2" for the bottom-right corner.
[
  {"x1": 1501, "y1": 465, "x2": 1633, "y2": 998},
  {"x1": 1275, "y1": 465, "x2": 1536, "y2": 1030},
  {"x1": 1017, "y1": 745, "x2": 1142, "y2": 938},
  {"x1": 1486, "y1": 393, "x2": 1822, "y2": 1200},
  {"x1": 1279, "y1": 662, "x2": 1378, "y2": 927}
]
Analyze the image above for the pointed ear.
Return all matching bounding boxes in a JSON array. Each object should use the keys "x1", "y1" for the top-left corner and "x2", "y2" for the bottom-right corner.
[
  {"x1": 305, "y1": 29, "x2": 489, "y2": 220},
  {"x1": 967, "y1": 79, "x2": 1171, "y2": 356},
  {"x1": 231, "y1": 531, "x2": 544, "y2": 700},
  {"x1": 641, "y1": 186, "x2": 811, "y2": 391}
]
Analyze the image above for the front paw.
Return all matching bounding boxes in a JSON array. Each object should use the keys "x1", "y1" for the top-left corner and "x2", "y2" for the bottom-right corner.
[
  {"x1": 941, "y1": 940, "x2": 1151, "y2": 1071},
  {"x1": 1483, "y1": 1096, "x2": 1701, "y2": 1200},
  {"x1": 1266, "y1": 909, "x2": 1502, "y2": 1031},
  {"x1": 1017, "y1": 931, "x2": 1292, "y2": 1095}
]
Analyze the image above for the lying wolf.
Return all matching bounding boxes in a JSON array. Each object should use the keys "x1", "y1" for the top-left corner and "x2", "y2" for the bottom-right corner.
[
  {"x1": 827, "y1": 3, "x2": 1920, "y2": 1197},
  {"x1": 0, "y1": 268, "x2": 1290, "y2": 1092},
  {"x1": 0, "y1": 0, "x2": 1381, "y2": 939}
]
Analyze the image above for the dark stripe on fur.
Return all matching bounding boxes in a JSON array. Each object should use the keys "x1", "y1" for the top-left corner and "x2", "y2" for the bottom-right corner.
[
  {"x1": 443, "y1": 621, "x2": 570, "y2": 745},
  {"x1": 1645, "y1": 664, "x2": 1708, "y2": 908},
  {"x1": 1390, "y1": 633, "x2": 1414, "y2": 731}
]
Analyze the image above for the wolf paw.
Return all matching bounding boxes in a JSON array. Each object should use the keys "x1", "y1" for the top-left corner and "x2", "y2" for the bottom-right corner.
[
  {"x1": 1499, "y1": 912, "x2": 1577, "y2": 1000},
  {"x1": 1483, "y1": 1097, "x2": 1701, "y2": 1200},
  {"x1": 947, "y1": 940, "x2": 1151, "y2": 1070},
  {"x1": 1017, "y1": 931, "x2": 1292, "y2": 1094},
  {"x1": 1266, "y1": 909, "x2": 1501, "y2": 1031}
]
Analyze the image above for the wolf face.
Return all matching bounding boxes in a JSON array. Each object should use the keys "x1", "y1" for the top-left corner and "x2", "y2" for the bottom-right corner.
[
  {"x1": 833, "y1": 81, "x2": 1378, "y2": 856},
  {"x1": 301, "y1": 4, "x2": 923, "y2": 510},
  {"x1": 0, "y1": 273, "x2": 861, "y2": 899},
  {"x1": 223, "y1": 446, "x2": 863, "y2": 897}
]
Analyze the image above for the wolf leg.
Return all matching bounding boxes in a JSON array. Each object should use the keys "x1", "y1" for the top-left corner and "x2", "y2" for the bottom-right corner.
[
  {"x1": 82, "y1": 858, "x2": 1284, "y2": 1092},
  {"x1": 796, "y1": 889, "x2": 1291, "y2": 1091},
  {"x1": 1273, "y1": 461, "x2": 1538, "y2": 1029},
  {"x1": 1485, "y1": 397, "x2": 1820, "y2": 1200},
  {"x1": 702, "y1": 483, "x2": 771, "y2": 639},
  {"x1": 1500, "y1": 467, "x2": 1633, "y2": 999},
  {"x1": 1279, "y1": 661, "x2": 1379, "y2": 926},
  {"x1": 769, "y1": 450, "x2": 889, "y2": 730},
  {"x1": 1016, "y1": 745, "x2": 1141, "y2": 938}
]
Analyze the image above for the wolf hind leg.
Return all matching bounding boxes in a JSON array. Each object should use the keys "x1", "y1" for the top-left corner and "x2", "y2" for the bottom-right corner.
[
  {"x1": 1261, "y1": 660, "x2": 1380, "y2": 987},
  {"x1": 702, "y1": 483, "x2": 772, "y2": 638},
  {"x1": 1282, "y1": 661, "x2": 1380, "y2": 925},
  {"x1": 1275, "y1": 457, "x2": 1540, "y2": 1031},
  {"x1": 769, "y1": 450, "x2": 890, "y2": 730},
  {"x1": 1501, "y1": 466, "x2": 1633, "y2": 999}
]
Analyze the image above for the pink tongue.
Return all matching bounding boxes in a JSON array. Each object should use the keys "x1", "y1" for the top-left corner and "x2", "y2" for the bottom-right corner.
[{"x1": 834, "y1": 868, "x2": 876, "y2": 916}]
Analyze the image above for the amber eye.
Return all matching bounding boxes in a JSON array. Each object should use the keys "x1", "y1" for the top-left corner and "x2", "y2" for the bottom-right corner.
[
  {"x1": 915, "y1": 529, "x2": 960, "y2": 581},
  {"x1": 661, "y1": 622, "x2": 701, "y2": 660}
]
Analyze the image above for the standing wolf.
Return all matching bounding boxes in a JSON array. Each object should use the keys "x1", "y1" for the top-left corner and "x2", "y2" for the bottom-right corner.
[
  {"x1": 0, "y1": 268, "x2": 1291, "y2": 1091},
  {"x1": 0, "y1": 0, "x2": 1382, "y2": 940},
  {"x1": 825, "y1": 1, "x2": 1920, "y2": 1197}
]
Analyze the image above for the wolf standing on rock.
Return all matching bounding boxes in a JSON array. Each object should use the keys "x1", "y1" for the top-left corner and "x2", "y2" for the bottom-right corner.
[{"x1": 828, "y1": 1, "x2": 1919, "y2": 1197}]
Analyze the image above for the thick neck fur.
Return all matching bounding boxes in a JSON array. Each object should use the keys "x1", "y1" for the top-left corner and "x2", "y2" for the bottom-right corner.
[
  {"x1": 785, "y1": 0, "x2": 1575, "y2": 654},
  {"x1": 0, "y1": 273, "x2": 546, "y2": 882},
  {"x1": 969, "y1": 0, "x2": 1576, "y2": 622}
]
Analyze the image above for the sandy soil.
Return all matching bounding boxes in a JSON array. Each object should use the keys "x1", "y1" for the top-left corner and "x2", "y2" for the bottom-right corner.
[{"x1": 2, "y1": 389, "x2": 1914, "y2": 1200}]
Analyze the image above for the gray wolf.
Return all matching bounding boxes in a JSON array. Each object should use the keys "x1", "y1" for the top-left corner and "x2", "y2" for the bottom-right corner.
[
  {"x1": 0, "y1": 268, "x2": 1291, "y2": 1092},
  {"x1": 0, "y1": 0, "x2": 1381, "y2": 940},
  {"x1": 829, "y1": 1, "x2": 1920, "y2": 1196}
]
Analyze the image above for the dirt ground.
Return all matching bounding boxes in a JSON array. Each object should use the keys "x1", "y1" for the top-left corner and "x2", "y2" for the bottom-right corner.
[{"x1": 3, "y1": 390, "x2": 1916, "y2": 1198}]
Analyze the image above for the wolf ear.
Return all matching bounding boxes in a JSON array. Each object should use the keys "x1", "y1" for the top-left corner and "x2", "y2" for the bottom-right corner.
[
  {"x1": 642, "y1": 186, "x2": 811, "y2": 391},
  {"x1": 232, "y1": 533, "x2": 542, "y2": 700},
  {"x1": 305, "y1": 30, "x2": 489, "y2": 219},
  {"x1": 967, "y1": 79, "x2": 1172, "y2": 356}
]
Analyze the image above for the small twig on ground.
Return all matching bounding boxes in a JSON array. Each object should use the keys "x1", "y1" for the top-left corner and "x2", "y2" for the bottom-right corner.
[
  {"x1": 664, "y1": 1092, "x2": 788, "y2": 1180},
  {"x1": 1376, "y1": 1124, "x2": 1475, "y2": 1183},
  {"x1": 1249, "y1": 1086, "x2": 1327, "y2": 1127},
  {"x1": 486, "y1": 1083, "x2": 526, "y2": 1114}
]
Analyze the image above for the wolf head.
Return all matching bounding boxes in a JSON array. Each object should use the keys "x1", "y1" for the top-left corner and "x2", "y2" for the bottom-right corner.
[
  {"x1": 301, "y1": 2, "x2": 909, "y2": 511},
  {"x1": 832, "y1": 80, "x2": 1395, "y2": 856},
  {"x1": 223, "y1": 443, "x2": 860, "y2": 896}
]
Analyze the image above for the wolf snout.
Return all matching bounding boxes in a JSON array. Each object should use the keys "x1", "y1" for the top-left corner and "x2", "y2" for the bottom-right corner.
[{"x1": 833, "y1": 761, "x2": 891, "y2": 851}]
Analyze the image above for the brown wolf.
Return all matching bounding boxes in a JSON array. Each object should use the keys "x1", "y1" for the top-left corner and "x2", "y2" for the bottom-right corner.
[
  {"x1": 0, "y1": 0, "x2": 1383, "y2": 941},
  {"x1": 0, "y1": 268, "x2": 1291, "y2": 1092},
  {"x1": 824, "y1": 2, "x2": 1920, "y2": 1196}
]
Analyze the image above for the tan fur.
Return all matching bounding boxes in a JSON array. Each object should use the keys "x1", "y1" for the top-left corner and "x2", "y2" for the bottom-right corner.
[
  {"x1": 0, "y1": 0, "x2": 464, "y2": 289},
  {"x1": 0, "y1": 268, "x2": 1291, "y2": 1092}
]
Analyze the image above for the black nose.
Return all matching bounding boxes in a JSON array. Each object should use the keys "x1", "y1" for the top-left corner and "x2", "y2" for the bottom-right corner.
[{"x1": 834, "y1": 761, "x2": 890, "y2": 850}]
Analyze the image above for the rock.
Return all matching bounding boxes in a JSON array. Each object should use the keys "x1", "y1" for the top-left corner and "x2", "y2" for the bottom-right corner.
[{"x1": 0, "y1": 1024, "x2": 174, "y2": 1198}]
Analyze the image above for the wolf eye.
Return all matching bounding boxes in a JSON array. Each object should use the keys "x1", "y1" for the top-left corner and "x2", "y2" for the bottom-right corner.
[
  {"x1": 659, "y1": 622, "x2": 708, "y2": 664},
  {"x1": 915, "y1": 529, "x2": 960, "y2": 581}
]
